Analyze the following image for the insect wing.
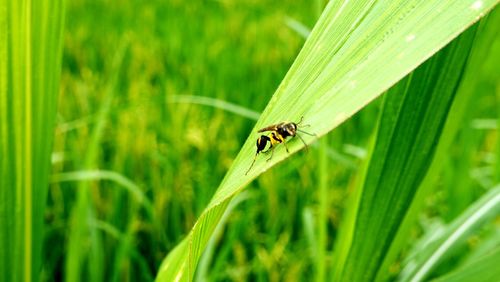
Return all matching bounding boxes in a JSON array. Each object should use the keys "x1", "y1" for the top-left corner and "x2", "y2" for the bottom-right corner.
[{"x1": 257, "y1": 122, "x2": 284, "y2": 133}]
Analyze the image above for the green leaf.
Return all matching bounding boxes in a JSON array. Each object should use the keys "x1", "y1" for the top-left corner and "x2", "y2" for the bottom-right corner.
[
  {"x1": 155, "y1": 1, "x2": 498, "y2": 281},
  {"x1": 376, "y1": 10, "x2": 500, "y2": 280},
  {"x1": 432, "y1": 246, "x2": 500, "y2": 282},
  {"x1": 332, "y1": 22, "x2": 479, "y2": 282},
  {"x1": 399, "y1": 185, "x2": 500, "y2": 281},
  {"x1": 64, "y1": 39, "x2": 129, "y2": 282},
  {"x1": 0, "y1": 0, "x2": 65, "y2": 281},
  {"x1": 50, "y1": 170, "x2": 154, "y2": 218},
  {"x1": 195, "y1": 192, "x2": 251, "y2": 282}
]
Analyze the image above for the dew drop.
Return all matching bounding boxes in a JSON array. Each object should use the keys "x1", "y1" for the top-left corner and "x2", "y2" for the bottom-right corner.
[
  {"x1": 471, "y1": 0, "x2": 483, "y2": 10},
  {"x1": 405, "y1": 34, "x2": 416, "y2": 42}
]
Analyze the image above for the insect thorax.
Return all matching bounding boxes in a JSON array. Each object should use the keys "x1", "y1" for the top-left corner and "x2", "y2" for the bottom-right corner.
[{"x1": 277, "y1": 123, "x2": 297, "y2": 138}]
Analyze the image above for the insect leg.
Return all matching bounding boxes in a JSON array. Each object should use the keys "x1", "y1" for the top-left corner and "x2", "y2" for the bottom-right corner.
[
  {"x1": 283, "y1": 140, "x2": 289, "y2": 153},
  {"x1": 245, "y1": 153, "x2": 258, "y2": 175},
  {"x1": 297, "y1": 133, "x2": 308, "y2": 152},
  {"x1": 297, "y1": 128, "x2": 316, "y2": 136},
  {"x1": 263, "y1": 143, "x2": 273, "y2": 154},
  {"x1": 266, "y1": 147, "x2": 275, "y2": 162}
]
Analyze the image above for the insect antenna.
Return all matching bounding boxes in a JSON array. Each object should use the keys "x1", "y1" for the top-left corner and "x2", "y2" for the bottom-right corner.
[
  {"x1": 296, "y1": 116, "x2": 312, "y2": 129},
  {"x1": 297, "y1": 116, "x2": 305, "y2": 125}
]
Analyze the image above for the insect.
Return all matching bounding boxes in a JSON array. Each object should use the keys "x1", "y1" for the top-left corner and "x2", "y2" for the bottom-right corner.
[{"x1": 245, "y1": 116, "x2": 314, "y2": 175}]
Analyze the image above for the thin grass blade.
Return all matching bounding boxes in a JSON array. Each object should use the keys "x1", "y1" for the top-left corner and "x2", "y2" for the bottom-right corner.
[
  {"x1": 64, "y1": 39, "x2": 128, "y2": 282},
  {"x1": 399, "y1": 185, "x2": 500, "y2": 282},
  {"x1": 431, "y1": 247, "x2": 500, "y2": 282}
]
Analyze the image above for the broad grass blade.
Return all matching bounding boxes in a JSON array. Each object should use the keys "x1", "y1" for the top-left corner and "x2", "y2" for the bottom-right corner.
[
  {"x1": 0, "y1": 1, "x2": 65, "y2": 281},
  {"x1": 332, "y1": 24, "x2": 479, "y2": 282}
]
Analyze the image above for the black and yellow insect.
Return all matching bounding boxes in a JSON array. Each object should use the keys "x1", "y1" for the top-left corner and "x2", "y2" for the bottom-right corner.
[{"x1": 245, "y1": 117, "x2": 314, "y2": 175}]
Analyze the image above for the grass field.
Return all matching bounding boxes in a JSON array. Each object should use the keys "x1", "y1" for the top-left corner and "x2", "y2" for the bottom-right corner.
[
  {"x1": 1, "y1": 0, "x2": 499, "y2": 281},
  {"x1": 51, "y1": 1, "x2": 332, "y2": 280}
]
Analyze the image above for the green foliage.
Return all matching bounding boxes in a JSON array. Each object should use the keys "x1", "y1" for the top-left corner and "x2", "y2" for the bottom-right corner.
[
  {"x1": 378, "y1": 11, "x2": 500, "y2": 281},
  {"x1": 4, "y1": 0, "x2": 494, "y2": 281},
  {"x1": 0, "y1": 0, "x2": 65, "y2": 281},
  {"x1": 51, "y1": 1, "x2": 314, "y2": 280},
  {"x1": 333, "y1": 24, "x2": 479, "y2": 282},
  {"x1": 64, "y1": 38, "x2": 128, "y2": 282},
  {"x1": 156, "y1": 0, "x2": 498, "y2": 281},
  {"x1": 432, "y1": 246, "x2": 500, "y2": 282},
  {"x1": 401, "y1": 185, "x2": 500, "y2": 281}
]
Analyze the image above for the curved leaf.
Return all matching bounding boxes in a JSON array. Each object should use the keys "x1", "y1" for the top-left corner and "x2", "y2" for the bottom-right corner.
[
  {"x1": 400, "y1": 185, "x2": 500, "y2": 282},
  {"x1": 431, "y1": 247, "x2": 500, "y2": 282}
]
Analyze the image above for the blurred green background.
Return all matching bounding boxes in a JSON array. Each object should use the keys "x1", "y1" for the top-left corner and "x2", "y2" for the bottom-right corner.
[{"x1": 44, "y1": 0, "x2": 498, "y2": 281}]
